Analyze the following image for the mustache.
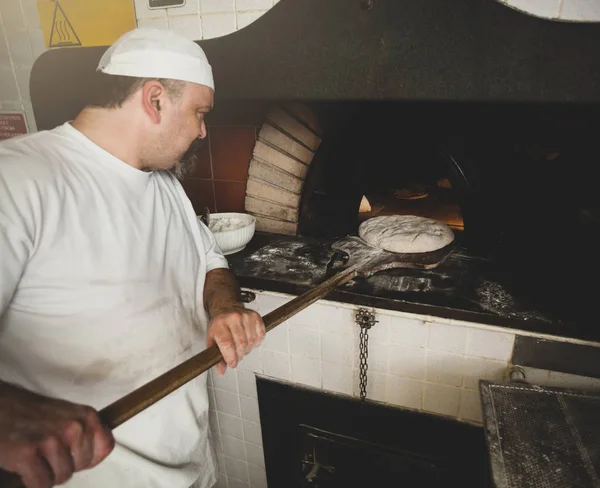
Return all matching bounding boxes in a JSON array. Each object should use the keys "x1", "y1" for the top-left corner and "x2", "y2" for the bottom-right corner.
[{"x1": 171, "y1": 138, "x2": 206, "y2": 180}]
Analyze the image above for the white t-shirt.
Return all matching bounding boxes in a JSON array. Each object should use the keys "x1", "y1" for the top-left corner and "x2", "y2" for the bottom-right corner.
[{"x1": 0, "y1": 123, "x2": 229, "y2": 488}]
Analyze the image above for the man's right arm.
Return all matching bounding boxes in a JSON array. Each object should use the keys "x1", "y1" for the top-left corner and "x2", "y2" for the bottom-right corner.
[{"x1": 0, "y1": 164, "x2": 114, "y2": 488}]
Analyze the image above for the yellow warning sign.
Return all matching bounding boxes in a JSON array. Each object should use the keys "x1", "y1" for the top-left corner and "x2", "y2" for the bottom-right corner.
[{"x1": 37, "y1": 0, "x2": 137, "y2": 48}]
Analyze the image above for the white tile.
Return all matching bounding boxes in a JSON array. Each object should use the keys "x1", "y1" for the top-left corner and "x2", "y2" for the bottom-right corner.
[
  {"x1": 321, "y1": 331, "x2": 354, "y2": 366},
  {"x1": 168, "y1": 0, "x2": 200, "y2": 15},
  {"x1": 466, "y1": 329, "x2": 514, "y2": 361},
  {"x1": 214, "y1": 473, "x2": 227, "y2": 488},
  {"x1": 236, "y1": 10, "x2": 267, "y2": 29},
  {"x1": 388, "y1": 345, "x2": 426, "y2": 379},
  {"x1": 201, "y1": 0, "x2": 235, "y2": 14},
  {"x1": 228, "y1": 479, "x2": 250, "y2": 488},
  {"x1": 23, "y1": 100, "x2": 37, "y2": 132},
  {"x1": 6, "y1": 30, "x2": 33, "y2": 67},
  {"x1": 218, "y1": 412, "x2": 244, "y2": 439},
  {"x1": 248, "y1": 464, "x2": 267, "y2": 488},
  {"x1": 237, "y1": 0, "x2": 272, "y2": 10},
  {"x1": 389, "y1": 317, "x2": 428, "y2": 348},
  {"x1": 224, "y1": 456, "x2": 249, "y2": 482},
  {"x1": 238, "y1": 347, "x2": 262, "y2": 373},
  {"x1": 521, "y1": 367, "x2": 550, "y2": 386},
  {"x1": 14, "y1": 66, "x2": 31, "y2": 101},
  {"x1": 366, "y1": 314, "x2": 389, "y2": 343},
  {"x1": 209, "y1": 409, "x2": 220, "y2": 433},
  {"x1": 462, "y1": 356, "x2": 506, "y2": 390},
  {"x1": 2, "y1": 101, "x2": 23, "y2": 111},
  {"x1": 222, "y1": 435, "x2": 247, "y2": 461},
  {"x1": 386, "y1": 376, "x2": 423, "y2": 410},
  {"x1": 426, "y1": 351, "x2": 464, "y2": 387},
  {"x1": 212, "y1": 367, "x2": 239, "y2": 392},
  {"x1": 242, "y1": 420, "x2": 263, "y2": 445},
  {"x1": 211, "y1": 430, "x2": 224, "y2": 454},
  {"x1": 0, "y1": 68, "x2": 19, "y2": 101},
  {"x1": 237, "y1": 370, "x2": 258, "y2": 398},
  {"x1": 458, "y1": 389, "x2": 483, "y2": 423},
  {"x1": 560, "y1": 0, "x2": 600, "y2": 20},
  {"x1": 366, "y1": 339, "x2": 388, "y2": 373},
  {"x1": 0, "y1": 33, "x2": 9, "y2": 66},
  {"x1": 322, "y1": 362, "x2": 353, "y2": 395},
  {"x1": 428, "y1": 322, "x2": 468, "y2": 355},
  {"x1": 423, "y1": 383, "x2": 461, "y2": 417},
  {"x1": 261, "y1": 321, "x2": 288, "y2": 353},
  {"x1": 245, "y1": 442, "x2": 265, "y2": 467},
  {"x1": 134, "y1": 0, "x2": 168, "y2": 19},
  {"x1": 253, "y1": 293, "x2": 288, "y2": 315},
  {"x1": 137, "y1": 16, "x2": 169, "y2": 29},
  {"x1": 507, "y1": 0, "x2": 560, "y2": 18},
  {"x1": 290, "y1": 302, "x2": 335, "y2": 331},
  {"x1": 240, "y1": 395, "x2": 260, "y2": 423},
  {"x1": 262, "y1": 350, "x2": 290, "y2": 380},
  {"x1": 319, "y1": 306, "x2": 356, "y2": 335},
  {"x1": 0, "y1": 1, "x2": 26, "y2": 30},
  {"x1": 547, "y1": 371, "x2": 597, "y2": 390},
  {"x1": 166, "y1": 13, "x2": 202, "y2": 40},
  {"x1": 289, "y1": 327, "x2": 320, "y2": 359},
  {"x1": 291, "y1": 356, "x2": 321, "y2": 388},
  {"x1": 216, "y1": 453, "x2": 226, "y2": 474},
  {"x1": 21, "y1": 0, "x2": 40, "y2": 28},
  {"x1": 215, "y1": 388, "x2": 241, "y2": 417}
]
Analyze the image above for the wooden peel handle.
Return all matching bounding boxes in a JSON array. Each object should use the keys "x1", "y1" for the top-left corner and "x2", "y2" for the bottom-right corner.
[{"x1": 0, "y1": 263, "x2": 361, "y2": 488}]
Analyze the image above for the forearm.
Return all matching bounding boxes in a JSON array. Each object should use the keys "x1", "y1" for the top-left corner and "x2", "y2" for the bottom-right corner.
[{"x1": 203, "y1": 268, "x2": 244, "y2": 318}]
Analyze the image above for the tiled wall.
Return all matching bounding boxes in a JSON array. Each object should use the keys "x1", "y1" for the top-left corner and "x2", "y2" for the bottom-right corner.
[
  {"x1": 182, "y1": 126, "x2": 259, "y2": 215},
  {"x1": 208, "y1": 291, "x2": 519, "y2": 488}
]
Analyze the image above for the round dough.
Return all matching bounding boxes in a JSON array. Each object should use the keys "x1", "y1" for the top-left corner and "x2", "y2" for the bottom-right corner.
[{"x1": 359, "y1": 215, "x2": 454, "y2": 253}]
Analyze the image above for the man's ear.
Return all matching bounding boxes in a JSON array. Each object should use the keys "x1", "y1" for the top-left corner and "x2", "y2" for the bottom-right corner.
[{"x1": 141, "y1": 81, "x2": 165, "y2": 124}]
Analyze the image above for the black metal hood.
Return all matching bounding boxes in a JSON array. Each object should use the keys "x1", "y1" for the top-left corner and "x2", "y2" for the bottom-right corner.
[{"x1": 32, "y1": 0, "x2": 600, "y2": 130}]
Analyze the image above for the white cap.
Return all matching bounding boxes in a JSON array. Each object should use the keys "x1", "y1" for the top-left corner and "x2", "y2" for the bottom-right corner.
[{"x1": 97, "y1": 28, "x2": 214, "y2": 90}]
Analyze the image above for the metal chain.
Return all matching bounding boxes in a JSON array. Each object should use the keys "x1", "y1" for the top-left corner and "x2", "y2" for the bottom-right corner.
[{"x1": 355, "y1": 309, "x2": 377, "y2": 403}]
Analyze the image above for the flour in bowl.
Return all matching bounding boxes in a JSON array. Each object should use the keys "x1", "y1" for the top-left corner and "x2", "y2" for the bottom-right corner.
[{"x1": 209, "y1": 217, "x2": 247, "y2": 233}]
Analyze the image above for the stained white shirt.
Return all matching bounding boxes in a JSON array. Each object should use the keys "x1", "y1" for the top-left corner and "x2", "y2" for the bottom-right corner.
[{"x1": 0, "y1": 123, "x2": 228, "y2": 488}]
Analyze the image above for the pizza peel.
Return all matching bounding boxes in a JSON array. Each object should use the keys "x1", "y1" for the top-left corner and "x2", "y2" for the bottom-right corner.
[{"x1": 0, "y1": 235, "x2": 454, "y2": 488}]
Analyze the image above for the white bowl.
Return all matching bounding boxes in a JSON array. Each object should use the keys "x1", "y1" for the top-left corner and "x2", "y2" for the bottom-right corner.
[{"x1": 203, "y1": 212, "x2": 256, "y2": 255}]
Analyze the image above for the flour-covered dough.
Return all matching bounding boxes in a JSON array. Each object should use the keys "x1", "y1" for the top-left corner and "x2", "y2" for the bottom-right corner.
[{"x1": 359, "y1": 215, "x2": 454, "y2": 253}]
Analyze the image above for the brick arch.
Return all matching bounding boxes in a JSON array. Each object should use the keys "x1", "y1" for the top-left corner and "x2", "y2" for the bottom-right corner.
[{"x1": 244, "y1": 104, "x2": 323, "y2": 235}]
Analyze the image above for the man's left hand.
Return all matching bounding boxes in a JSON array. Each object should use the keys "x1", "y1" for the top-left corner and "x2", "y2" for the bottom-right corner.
[{"x1": 207, "y1": 307, "x2": 265, "y2": 375}]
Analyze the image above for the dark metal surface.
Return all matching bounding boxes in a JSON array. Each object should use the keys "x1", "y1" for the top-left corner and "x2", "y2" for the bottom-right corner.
[
  {"x1": 227, "y1": 233, "x2": 600, "y2": 343},
  {"x1": 480, "y1": 381, "x2": 600, "y2": 488},
  {"x1": 512, "y1": 337, "x2": 600, "y2": 380},
  {"x1": 30, "y1": 0, "x2": 600, "y2": 130}
]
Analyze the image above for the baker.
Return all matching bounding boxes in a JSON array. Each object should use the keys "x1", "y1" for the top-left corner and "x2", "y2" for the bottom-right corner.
[{"x1": 0, "y1": 28, "x2": 264, "y2": 488}]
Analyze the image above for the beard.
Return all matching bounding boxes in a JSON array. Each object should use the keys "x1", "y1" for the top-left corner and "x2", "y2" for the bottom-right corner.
[{"x1": 170, "y1": 137, "x2": 206, "y2": 180}]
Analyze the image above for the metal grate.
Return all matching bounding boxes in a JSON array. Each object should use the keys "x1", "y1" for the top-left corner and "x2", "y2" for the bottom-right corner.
[{"x1": 480, "y1": 382, "x2": 600, "y2": 488}]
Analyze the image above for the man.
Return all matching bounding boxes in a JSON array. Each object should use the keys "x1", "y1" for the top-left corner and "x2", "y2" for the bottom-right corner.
[{"x1": 0, "y1": 28, "x2": 264, "y2": 488}]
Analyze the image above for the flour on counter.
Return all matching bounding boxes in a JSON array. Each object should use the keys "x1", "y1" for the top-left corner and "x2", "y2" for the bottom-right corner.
[
  {"x1": 209, "y1": 217, "x2": 246, "y2": 233},
  {"x1": 476, "y1": 280, "x2": 550, "y2": 322},
  {"x1": 243, "y1": 241, "x2": 329, "y2": 285}
]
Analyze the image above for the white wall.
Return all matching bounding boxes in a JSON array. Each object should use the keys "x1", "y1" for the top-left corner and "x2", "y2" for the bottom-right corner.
[{"x1": 0, "y1": 0, "x2": 598, "y2": 133}]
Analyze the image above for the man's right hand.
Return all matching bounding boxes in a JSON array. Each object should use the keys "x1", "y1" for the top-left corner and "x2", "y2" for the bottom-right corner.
[{"x1": 0, "y1": 382, "x2": 115, "y2": 488}]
